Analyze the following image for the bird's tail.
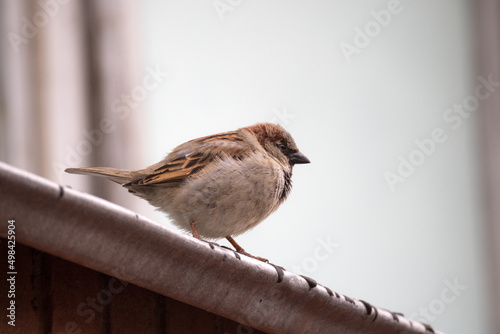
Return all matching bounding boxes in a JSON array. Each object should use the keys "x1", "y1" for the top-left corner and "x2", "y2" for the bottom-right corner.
[{"x1": 65, "y1": 167, "x2": 134, "y2": 185}]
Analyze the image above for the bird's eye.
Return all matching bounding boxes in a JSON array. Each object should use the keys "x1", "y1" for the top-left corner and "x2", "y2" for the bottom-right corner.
[{"x1": 279, "y1": 143, "x2": 287, "y2": 151}]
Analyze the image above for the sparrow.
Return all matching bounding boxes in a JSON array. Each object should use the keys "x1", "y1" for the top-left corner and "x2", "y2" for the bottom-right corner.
[{"x1": 66, "y1": 122, "x2": 310, "y2": 261}]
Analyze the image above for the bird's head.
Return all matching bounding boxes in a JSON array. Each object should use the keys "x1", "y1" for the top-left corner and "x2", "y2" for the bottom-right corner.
[{"x1": 246, "y1": 123, "x2": 310, "y2": 167}]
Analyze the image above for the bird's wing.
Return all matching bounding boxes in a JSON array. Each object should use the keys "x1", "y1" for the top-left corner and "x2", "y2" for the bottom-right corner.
[{"x1": 126, "y1": 131, "x2": 253, "y2": 187}]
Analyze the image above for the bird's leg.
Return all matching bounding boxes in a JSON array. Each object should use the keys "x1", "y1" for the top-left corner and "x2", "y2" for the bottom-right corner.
[
  {"x1": 226, "y1": 236, "x2": 268, "y2": 263},
  {"x1": 191, "y1": 221, "x2": 202, "y2": 240},
  {"x1": 191, "y1": 221, "x2": 222, "y2": 249}
]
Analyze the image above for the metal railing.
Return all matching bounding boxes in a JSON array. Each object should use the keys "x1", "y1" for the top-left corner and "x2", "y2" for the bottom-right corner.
[{"x1": 0, "y1": 162, "x2": 442, "y2": 334}]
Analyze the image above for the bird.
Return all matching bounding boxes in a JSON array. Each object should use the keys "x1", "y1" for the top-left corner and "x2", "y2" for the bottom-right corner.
[{"x1": 66, "y1": 122, "x2": 310, "y2": 261}]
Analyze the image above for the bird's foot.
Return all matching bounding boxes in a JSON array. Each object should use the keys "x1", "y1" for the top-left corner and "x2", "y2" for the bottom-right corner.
[{"x1": 225, "y1": 236, "x2": 268, "y2": 263}]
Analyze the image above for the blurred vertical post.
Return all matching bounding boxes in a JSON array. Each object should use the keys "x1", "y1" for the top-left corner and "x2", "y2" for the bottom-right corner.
[
  {"x1": 0, "y1": 1, "x2": 46, "y2": 174},
  {"x1": 0, "y1": 1, "x2": 148, "y2": 332},
  {"x1": 80, "y1": 0, "x2": 147, "y2": 209},
  {"x1": 475, "y1": 0, "x2": 500, "y2": 333},
  {"x1": 0, "y1": 0, "x2": 147, "y2": 212}
]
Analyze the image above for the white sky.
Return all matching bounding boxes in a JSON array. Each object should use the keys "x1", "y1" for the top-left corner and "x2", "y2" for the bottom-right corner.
[{"x1": 140, "y1": 1, "x2": 490, "y2": 333}]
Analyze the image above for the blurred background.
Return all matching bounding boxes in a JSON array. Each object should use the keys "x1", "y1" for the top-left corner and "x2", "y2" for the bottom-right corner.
[{"x1": 1, "y1": 1, "x2": 499, "y2": 333}]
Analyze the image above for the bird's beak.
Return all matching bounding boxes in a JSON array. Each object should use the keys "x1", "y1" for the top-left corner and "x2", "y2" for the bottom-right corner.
[{"x1": 289, "y1": 151, "x2": 310, "y2": 165}]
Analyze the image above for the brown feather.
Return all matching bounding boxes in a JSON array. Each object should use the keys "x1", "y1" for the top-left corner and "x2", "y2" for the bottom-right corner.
[
  {"x1": 65, "y1": 167, "x2": 134, "y2": 184},
  {"x1": 126, "y1": 131, "x2": 254, "y2": 187}
]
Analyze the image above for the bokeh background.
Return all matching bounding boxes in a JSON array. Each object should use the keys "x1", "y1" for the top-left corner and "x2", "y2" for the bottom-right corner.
[{"x1": 1, "y1": 1, "x2": 499, "y2": 333}]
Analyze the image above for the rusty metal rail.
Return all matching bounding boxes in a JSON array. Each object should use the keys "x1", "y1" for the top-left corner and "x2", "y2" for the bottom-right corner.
[{"x1": 0, "y1": 162, "x2": 443, "y2": 334}]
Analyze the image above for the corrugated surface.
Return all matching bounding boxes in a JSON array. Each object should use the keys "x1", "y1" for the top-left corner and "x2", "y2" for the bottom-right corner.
[{"x1": 0, "y1": 162, "x2": 443, "y2": 334}]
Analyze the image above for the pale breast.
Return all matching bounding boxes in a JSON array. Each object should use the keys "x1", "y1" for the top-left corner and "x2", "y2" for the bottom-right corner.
[{"x1": 165, "y1": 153, "x2": 287, "y2": 239}]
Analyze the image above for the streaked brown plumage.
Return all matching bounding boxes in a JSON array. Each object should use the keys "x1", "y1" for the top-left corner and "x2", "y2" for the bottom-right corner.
[{"x1": 66, "y1": 122, "x2": 309, "y2": 261}]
